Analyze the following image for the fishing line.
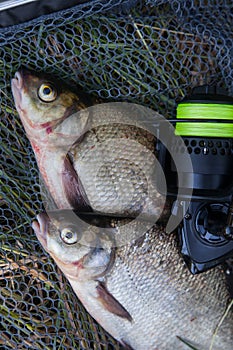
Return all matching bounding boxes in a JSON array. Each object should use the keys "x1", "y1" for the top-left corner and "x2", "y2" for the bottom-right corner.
[{"x1": 175, "y1": 103, "x2": 233, "y2": 137}]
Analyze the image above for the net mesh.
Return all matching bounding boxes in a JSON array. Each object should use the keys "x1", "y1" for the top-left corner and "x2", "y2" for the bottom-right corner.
[{"x1": 0, "y1": 0, "x2": 232, "y2": 349}]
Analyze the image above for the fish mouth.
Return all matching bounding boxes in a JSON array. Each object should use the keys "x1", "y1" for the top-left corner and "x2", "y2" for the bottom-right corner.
[
  {"x1": 32, "y1": 212, "x2": 50, "y2": 248},
  {"x1": 13, "y1": 71, "x2": 23, "y2": 89},
  {"x1": 11, "y1": 70, "x2": 23, "y2": 111}
]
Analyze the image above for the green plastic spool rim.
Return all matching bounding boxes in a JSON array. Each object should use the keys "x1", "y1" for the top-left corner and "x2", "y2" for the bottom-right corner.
[{"x1": 175, "y1": 103, "x2": 233, "y2": 137}]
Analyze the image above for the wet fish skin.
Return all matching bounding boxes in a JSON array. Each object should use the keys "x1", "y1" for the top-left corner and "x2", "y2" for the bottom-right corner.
[
  {"x1": 33, "y1": 211, "x2": 233, "y2": 350},
  {"x1": 67, "y1": 120, "x2": 163, "y2": 217},
  {"x1": 11, "y1": 69, "x2": 165, "y2": 220}
]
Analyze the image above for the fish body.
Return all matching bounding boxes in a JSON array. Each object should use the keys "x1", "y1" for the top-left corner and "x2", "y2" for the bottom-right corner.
[
  {"x1": 11, "y1": 69, "x2": 165, "y2": 220},
  {"x1": 33, "y1": 211, "x2": 233, "y2": 350}
]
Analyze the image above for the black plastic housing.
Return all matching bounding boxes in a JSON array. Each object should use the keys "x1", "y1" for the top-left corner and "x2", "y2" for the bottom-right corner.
[{"x1": 158, "y1": 85, "x2": 233, "y2": 274}]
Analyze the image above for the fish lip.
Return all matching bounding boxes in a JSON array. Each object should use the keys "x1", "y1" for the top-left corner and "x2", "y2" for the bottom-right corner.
[
  {"x1": 13, "y1": 71, "x2": 23, "y2": 89},
  {"x1": 11, "y1": 67, "x2": 37, "y2": 115},
  {"x1": 32, "y1": 212, "x2": 50, "y2": 247},
  {"x1": 11, "y1": 71, "x2": 23, "y2": 111}
]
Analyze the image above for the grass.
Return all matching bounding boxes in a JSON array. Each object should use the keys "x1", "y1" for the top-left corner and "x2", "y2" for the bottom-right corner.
[{"x1": 0, "y1": 3, "x2": 231, "y2": 350}]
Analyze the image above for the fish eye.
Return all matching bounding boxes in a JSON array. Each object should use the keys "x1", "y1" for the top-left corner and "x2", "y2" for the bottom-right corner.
[
  {"x1": 38, "y1": 83, "x2": 57, "y2": 102},
  {"x1": 60, "y1": 228, "x2": 79, "y2": 245}
]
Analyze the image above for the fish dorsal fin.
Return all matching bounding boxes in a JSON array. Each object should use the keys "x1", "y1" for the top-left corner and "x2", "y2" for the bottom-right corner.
[{"x1": 96, "y1": 281, "x2": 133, "y2": 322}]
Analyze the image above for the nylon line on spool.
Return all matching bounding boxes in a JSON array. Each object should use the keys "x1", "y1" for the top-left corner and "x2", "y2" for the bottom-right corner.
[{"x1": 175, "y1": 103, "x2": 233, "y2": 137}]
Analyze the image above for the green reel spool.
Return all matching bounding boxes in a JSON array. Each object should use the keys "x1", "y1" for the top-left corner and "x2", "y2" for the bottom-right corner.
[{"x1": 175, "y1": 86, "x2": 233, "y2": 137}]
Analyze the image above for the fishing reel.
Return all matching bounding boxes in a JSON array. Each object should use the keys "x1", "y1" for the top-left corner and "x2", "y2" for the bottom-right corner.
[{"x1": 157, "y1": 85, "x2": 233, "y2": 274}]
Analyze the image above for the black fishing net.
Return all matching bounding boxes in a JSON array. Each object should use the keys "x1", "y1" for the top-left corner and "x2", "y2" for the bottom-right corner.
[{"x1": 0, "y1": 0, "x2": 232, "y2": 349}]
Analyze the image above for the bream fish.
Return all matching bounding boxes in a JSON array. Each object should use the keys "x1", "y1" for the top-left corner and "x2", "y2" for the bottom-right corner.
[
  {"x1": 11, "y1": 68, "x2": 165, "y2": 222},
  {"x1": 32, "y1": 210, "x2": 233, "y2": 350},
  {"x1": 11, "y1": 68, "x2": 233, "y2": 348}
]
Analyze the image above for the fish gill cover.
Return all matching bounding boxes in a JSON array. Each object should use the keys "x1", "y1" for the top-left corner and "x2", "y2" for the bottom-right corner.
[{"x1": 0, "y1": 1, "x2": 232, "y2": 349}]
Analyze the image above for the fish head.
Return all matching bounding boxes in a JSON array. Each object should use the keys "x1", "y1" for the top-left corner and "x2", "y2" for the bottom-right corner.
[
  {"x1": 11, "y1": 67, "x2": 91, "y2": 145},
  {"x1": 32, "y1": 210, "x2": 114, "y2": 280}
]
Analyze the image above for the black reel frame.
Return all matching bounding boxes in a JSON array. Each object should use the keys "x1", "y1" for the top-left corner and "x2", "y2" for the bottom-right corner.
[{"x1": 157, "y1": 116, "x2": 233, "y2": 274}]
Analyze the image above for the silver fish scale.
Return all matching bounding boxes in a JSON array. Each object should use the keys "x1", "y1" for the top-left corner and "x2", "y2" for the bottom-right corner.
[
  {"x1": 70, "y1": 124, "x2": 164, "y2": 216},
  {"x1": 104, "y1": 227, "x2": 233, "y2": 350}
]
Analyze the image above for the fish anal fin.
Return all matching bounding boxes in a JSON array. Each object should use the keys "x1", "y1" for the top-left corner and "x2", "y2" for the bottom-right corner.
[{"x1": 96, "y1": 281, "x2": 133, "y2": 322}]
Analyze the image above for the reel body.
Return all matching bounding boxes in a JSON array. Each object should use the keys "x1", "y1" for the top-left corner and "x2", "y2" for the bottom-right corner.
[{"x1": 158, "y1": 85, "x2": 233, "y2": 274}]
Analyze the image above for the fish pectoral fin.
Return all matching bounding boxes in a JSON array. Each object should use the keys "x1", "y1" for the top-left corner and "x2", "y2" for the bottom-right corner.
[
  {"x1": 96, "y1": 281, "x2": 133, "y2": 322},
  {"x1": 62, "y1": 154, "x2": 92, "y2": 211}
]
